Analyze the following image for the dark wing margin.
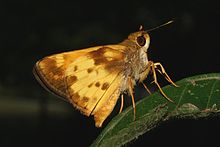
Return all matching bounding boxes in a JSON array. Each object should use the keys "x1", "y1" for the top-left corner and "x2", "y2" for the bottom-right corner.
[{"x1": 33, "y1": 60, "x2": 69, "y2": 102}]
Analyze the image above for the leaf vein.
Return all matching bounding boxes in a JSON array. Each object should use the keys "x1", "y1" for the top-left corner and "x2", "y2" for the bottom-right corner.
[
  {"x1": 175, "y1": 83, "x2": 189, "y2": 110},
  {"x1": 206, "y1": 80, "x2": 218, "y2": 109}
]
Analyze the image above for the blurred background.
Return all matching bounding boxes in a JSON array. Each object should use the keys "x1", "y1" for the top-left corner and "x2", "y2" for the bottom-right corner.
[{"x1": 0, "y1": 0, "x2": 219, "y2": 146}]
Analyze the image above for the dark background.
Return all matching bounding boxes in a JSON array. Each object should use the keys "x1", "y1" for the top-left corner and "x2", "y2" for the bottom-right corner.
[{"x1": 0, "y1": 0, "x2": 219, "y2": 146}]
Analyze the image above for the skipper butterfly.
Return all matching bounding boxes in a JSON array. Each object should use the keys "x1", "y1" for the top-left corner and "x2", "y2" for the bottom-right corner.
[{"x1": 33, "y1": 21, "x2": 177, "y2": 127}]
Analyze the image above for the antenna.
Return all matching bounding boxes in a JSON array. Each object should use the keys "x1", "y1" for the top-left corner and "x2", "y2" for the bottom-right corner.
[{"x1": 146, "y1": 20, "x2": 174, "y2": 32}]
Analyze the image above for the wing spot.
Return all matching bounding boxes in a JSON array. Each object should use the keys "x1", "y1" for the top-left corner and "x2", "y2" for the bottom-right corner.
[
  {"x1": 71, "y1": 92, "x2": 80, "y2": 101},
  {"x1": 106, "y1": 57, "x2": 113, "y2": 61},
  {"x1": 95, "y1": 82, "x2": 100, "y2": 87},
  {"x1": 87, "y1": 68, "x2": 93, "y2": 73},
  {"x1": 82, "y1": 96, "x2": 89, "y2": 102},
  {"x1": 68, "y1": 75, "x2": 78, "y2": 86},
  {"x1": 92, "y1": 97, "x2": 97, "y2": 103},
  {"x1": 88, "y1": 83, "x2": 93, "y2": 88},
  {"x1": 74, "y1": 66, "x2": 78, "y2": 71},
  {"x1": 101, "y1": 82, "x2": 110, "y2": 90}
]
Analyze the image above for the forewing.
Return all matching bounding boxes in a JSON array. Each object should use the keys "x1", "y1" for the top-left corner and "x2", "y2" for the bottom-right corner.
[
  {"x1": 65, "y1": 46, "x2": 126, "y2": 116},
  {"x1": 33, "y1": 46, "x2": 102, "y2": 100}
]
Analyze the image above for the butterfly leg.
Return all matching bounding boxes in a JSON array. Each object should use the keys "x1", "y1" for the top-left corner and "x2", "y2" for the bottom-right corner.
[
  {"x1": 154, "y1": 62, "x2": 178, "y2": 87},
  {"x1": 119, "y1": 94, "x2": 124, "y2": 113},
  {"x1": 128, "y1": 77, "x2": 136, "y2": 121},
  {"x1": 142, "y1": 82, "x2": 152, "y2": 95},
  {"x1": 149, "y1": 61, "x2": 174, "y2": 103},
  {"x1": 139, "y1": 62, "x2": 152, "y2": 95}
]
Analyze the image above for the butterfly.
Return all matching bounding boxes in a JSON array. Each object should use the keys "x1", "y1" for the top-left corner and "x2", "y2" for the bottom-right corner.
[{"x1": 33, "y1": 21, "x2": 178, "y2": 127}]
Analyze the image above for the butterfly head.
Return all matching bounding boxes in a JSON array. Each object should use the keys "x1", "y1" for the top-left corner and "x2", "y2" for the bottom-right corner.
[
  {"x1": 127, "y1": 31, "x2": 150, "y2": 52},
  {"x1": 126, "y1": 21, "x2": 174, "y2": 52}
]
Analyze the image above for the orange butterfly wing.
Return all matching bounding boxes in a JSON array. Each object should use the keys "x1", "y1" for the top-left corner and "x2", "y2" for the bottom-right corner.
[
  {"x1": 33, "y1": 46, "x2": 101, "y2": 100},
  {"x1": 34, "y1": 45, "x2": 127, "y2": 127}
]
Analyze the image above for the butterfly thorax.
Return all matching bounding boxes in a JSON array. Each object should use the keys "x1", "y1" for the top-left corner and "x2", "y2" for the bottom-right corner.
[{"x1": 119, "y1": 39, "x2": 149, "y2": 91}]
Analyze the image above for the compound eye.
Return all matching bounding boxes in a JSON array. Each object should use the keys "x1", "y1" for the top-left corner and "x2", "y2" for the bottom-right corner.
[{"x1": 137, "y1": 35, "x2": 146, "y2": 46}]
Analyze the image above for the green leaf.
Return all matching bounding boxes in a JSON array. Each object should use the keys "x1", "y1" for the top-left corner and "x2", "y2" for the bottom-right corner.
[{"x1": 91, "y1": 73, "x2": 220, "y2": 147}]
